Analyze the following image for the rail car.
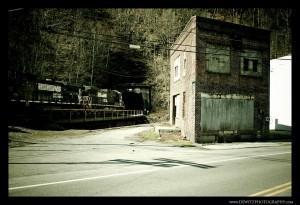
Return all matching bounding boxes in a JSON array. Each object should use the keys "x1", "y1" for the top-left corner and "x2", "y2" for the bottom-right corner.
[{"x1": 8, "y1": 71, "x2": 124, "y2": 110}]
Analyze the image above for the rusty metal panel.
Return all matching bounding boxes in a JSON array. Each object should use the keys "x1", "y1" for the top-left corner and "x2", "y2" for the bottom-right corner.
[{"x1": 200, "y1": 97, "x2": 254, "y2": 131}]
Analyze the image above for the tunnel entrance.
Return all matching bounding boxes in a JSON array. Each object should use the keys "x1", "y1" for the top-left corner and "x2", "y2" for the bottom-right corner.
[{"x1": 122, "y1": 91, "x2": 144, "y2": 110}]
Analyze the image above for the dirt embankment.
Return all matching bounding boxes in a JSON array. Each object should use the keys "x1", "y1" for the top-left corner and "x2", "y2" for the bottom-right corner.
[{"x1": 8, "y1": 126, "x2": 92, "y2": 148}]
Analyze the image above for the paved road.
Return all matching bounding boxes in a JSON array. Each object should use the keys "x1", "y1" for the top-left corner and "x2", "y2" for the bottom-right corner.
[{"x1": 9, "y1": 125, "x2": 292, "y2": 197}]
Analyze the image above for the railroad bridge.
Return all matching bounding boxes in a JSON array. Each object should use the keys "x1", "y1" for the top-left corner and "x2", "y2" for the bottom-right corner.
[
  {"x1": 9, "y1": 107, "x2": 147, "y2": 130},
  {"x1": 49, "y1": 108, "x2": 146, "y2": 128}
]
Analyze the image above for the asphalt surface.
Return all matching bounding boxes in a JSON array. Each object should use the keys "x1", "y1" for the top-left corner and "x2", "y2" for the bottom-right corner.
[{"x1": 8, "y1": 125, "x2": 293, "y2": 197}]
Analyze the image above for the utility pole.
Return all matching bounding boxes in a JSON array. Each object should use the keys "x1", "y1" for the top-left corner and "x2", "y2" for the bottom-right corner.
[
  {"x1": 90, "y1": 32, "x2": 95, "y2": 86},
  {"x1": 153, "y1": 44, "x2": 156, "y2": 71}
]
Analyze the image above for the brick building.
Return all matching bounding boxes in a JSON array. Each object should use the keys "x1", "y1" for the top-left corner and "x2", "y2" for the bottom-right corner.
[{"x1": 169, "y1": 16, "x2": 271, "y2": 143}]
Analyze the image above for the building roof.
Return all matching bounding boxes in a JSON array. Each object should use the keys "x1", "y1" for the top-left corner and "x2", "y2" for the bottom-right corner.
[{"x1": 170, "y1": 16, "x2": 271, "y2": 49}]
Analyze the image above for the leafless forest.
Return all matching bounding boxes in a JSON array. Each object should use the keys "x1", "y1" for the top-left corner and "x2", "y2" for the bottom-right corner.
[{"x1": 8, "y1": 8, "x2": 292, "y2": 112}]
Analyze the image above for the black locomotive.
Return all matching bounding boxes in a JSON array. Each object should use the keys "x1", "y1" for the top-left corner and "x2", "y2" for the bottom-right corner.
[{"x1": 8, "y1": 71, "x2": 124, "y2": 110}]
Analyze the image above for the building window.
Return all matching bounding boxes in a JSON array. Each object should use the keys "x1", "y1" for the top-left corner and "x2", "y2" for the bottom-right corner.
[
  {"x1": 206, "y1": 43, "x2": 230, "y2": 73},
  {"x1": 175, "y1": 66, "x2": 179, "y2": 77},
  {"x1": 243, "y1": 58, "x2": 249, "y2": 71},
  {"x1": 183, "y1": 51, "x2": 187, "y2": 77},
  {"x1": 174, "y1": 55, "x2": 180, "y2": 81},
  {"x1": 240, "y1": 49, "x2": 262, "y2": 76},
  {"x1": 253, "y1": 60, "x2": 258, "y2": 72}
]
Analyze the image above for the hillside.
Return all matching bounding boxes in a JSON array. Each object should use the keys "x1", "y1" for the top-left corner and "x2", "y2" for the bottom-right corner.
[{"x1": 8, "y1": 8, "x2": 292, "y2": 112}]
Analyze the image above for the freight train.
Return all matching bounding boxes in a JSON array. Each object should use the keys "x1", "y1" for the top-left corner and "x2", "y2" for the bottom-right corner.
[{"x1": 8, "y1": 71, "x2": 124, "y2": 110}]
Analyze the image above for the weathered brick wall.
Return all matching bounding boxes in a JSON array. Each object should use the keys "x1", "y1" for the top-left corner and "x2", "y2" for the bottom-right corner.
[
  {"x1": 170, "y1": 17, "x2": 197, "y2": 141},
  {"x1": 170, "y1": 16, "x2": 270, "y2": 143},
  {"x1": 194, "y1": 17, "x2": 270, "y2": 142}
]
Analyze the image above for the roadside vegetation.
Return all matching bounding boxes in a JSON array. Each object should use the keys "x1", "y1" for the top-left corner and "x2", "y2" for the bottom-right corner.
[
  {"x1": 8, "y1": 126, "x2": 92, "y2": 148},
  {"x1": 131, "y1": 130, "x2": 196, "y2": 147},
  {"x1": 8, "y1": 124, "x2": 196, "y2": 148}
]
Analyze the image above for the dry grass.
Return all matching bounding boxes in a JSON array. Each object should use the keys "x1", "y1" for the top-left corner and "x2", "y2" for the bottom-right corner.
[
  {"x1": 8, "y1": 125, "x2": 196, "y2": 148},
  {"x1": 8, "y1": 126, "x2": 91, "y2": 147},
  {"x1": 146, "y1": 110, "x2": 169, "y2": 124},
  {"x1": 130, "y1": 130, "x2": 195, "y2": 147}
]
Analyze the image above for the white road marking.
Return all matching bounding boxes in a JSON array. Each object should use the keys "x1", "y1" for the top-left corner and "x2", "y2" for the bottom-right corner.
[
  {"x1": 203, "y1": 151, "x2": 291, "y2": 164},
  {"x1": 9, "y1": 151, "x2": 291, "y2": 191},
  {"x1": 9, "y1": 168, "x2": 161, "y2": 190}
]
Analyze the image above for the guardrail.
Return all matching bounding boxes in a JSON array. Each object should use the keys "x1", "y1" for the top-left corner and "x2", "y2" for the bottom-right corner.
[{"x1": 47, "y1": 109, "x2": 144, "y2": 124}]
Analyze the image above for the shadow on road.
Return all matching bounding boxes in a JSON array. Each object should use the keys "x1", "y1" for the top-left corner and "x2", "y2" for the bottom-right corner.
[
  {"x1": 9, "y1": 141, "x2": 175, "y2": 148},
  {"x1": 249, "y1": 156, "x2": 291, "y2": 163},
  {"x1": 9, "y1": 158, "x2": 216, "y2": 169}
]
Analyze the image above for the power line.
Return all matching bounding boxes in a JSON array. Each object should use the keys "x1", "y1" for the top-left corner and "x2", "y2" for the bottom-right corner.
[
  {"x1": 170, "y1": 28, "x2": 270, "y2": 49},
  {"x1": 41, "y1": 27, "x2": 291, "y2": 61},
  {"x1": 9, "y1": 8, "x2": 290, "y2": 56},
  {"x1": 42, "y1": 27, "x2": 129, "y2": 46},
  {"x1": 57, "y1": 28, "x2": 124, "y2": 41},
  {"x1": 42, "y1": 28, "x2": 262, "y2": 58},
  {"x1": 44, "y1": 25, "x2": 273, "y2": 57},
  {"x1": 8, "y1": 8, "x2": 24, "y2": 12},
  {"x1": 32, "y1": 8, "x2": 287, "y2": 54},
  {"x1": 42, "y1": 29, "x2": 148, "y2": 78},
  {"x1": 100, "y1": 67, "x2": 147, "y2": 78}
]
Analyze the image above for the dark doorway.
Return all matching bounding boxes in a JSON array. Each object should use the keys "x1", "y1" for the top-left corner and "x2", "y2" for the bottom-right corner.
[{"x1": 172, "y1": 94, "x2": 179, "y2": 125}]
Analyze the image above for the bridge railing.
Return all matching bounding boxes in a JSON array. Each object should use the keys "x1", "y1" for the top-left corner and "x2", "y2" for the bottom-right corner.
[{"x1": 47, "y1": 109, "x2": 144, "y2": 123}]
